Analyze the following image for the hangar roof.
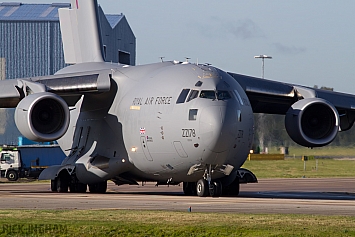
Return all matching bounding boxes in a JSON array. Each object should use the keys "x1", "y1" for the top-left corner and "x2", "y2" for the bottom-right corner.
[
  {"x1": 105, "y1": 14, "x2": 124, "y2": 28},
  {"x1": 0, "y1": 2, "x2": 123, "y2": 27}
]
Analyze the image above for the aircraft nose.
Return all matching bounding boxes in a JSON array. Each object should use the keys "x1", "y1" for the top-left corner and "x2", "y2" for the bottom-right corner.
[{"x1": 199, "y1": 105, "x2": 237, "y2": 153}]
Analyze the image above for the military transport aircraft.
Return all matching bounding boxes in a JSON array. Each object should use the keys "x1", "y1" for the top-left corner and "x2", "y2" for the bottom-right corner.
[{"x1": 1, "y1": 0, "x2": 355, "y2": 197}]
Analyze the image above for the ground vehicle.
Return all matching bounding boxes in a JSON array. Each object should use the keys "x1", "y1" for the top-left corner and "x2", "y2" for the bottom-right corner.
[{"x1": 0, "y1": 145, "x2": 66, "y2": 181}]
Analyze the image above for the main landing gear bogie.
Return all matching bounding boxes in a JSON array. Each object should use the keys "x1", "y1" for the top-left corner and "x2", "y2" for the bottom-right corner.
[{"x1": 51, "y1": 172, "x2": 107, "y2": 194}]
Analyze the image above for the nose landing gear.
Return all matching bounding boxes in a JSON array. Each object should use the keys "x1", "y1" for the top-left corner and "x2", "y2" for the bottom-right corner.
[
  {"x1": 184, "y1": 165, "x2": 256, "y2": 197},
  {"x1": 195, "y1": 164, "x2": 225, "y2": 197},
  {"x1": 195, "y1": 179, "x2": 223, "y2": 197},
  {"x1": 183, "y1": 164, "x2": 245, "y2": 197},
  {"x1": 187, "y1": 177, "x2": 237, "y2": 197}
]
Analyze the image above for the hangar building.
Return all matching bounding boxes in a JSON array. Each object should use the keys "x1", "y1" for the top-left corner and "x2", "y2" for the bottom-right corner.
[{"x1": 0, "y1": 2, "x2": 136, "y2": 80}]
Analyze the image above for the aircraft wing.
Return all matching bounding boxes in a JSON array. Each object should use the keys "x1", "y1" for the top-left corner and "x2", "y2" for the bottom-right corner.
[
  {"x1": 0, "y1": 71, "x2": 111, "y2": 108},
  {"x1": 228, "y1": 72, "x2": 355, "y2": 131}
]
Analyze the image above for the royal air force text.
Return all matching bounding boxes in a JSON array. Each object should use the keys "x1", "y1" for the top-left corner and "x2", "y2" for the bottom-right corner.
[{"x1": 132, "y1": 97, "x2": 173, "y2": 106}]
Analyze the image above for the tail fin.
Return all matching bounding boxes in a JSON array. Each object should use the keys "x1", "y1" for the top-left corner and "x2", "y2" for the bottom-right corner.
[{"x1": 59, "y1": 0, "x2": 104, "y2": 64}]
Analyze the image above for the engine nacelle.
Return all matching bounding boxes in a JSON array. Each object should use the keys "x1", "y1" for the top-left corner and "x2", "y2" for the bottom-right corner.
[
  {"x1": 15, "y1": 92, "x2": 70, "y2": 142},
  {"x1": 285, "y1": 98, "x2": 339, "y2": 147}
]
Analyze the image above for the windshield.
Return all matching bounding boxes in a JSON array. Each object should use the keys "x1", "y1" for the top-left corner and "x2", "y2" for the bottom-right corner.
[
  {"x1": 216, "y1": 91, "x2": 231, "y2": 100},
  {"x1": 199, "y1": 91, "x2": 216, "y2": 99},
  {"x1": 186, "y1": 90, "x2": 199, "y2": 102},
  {"x1": 200, "y1": 90, "x2": 231, "y2": 100}
]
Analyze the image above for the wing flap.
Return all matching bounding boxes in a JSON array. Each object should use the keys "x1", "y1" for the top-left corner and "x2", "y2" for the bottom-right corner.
[
  {"x1": 31, "y1": 71, "x2": 111, "y2": 95},
  {"x1": 0, "y1": 71, "x2": 111, "y2": 108}
]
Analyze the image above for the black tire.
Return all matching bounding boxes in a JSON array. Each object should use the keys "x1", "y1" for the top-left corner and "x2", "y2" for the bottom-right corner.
[
  {"x1": 51, "y1": 179, "x2": 58, "y2": 192},
  {"x1": 223, "y1": 177, "x2": 240, "y2": 196},
  {"x1": 7, "y1": 170, "x2": 18, "y2": 181},
  {"x1": 89, "y1": 181, "x2": 107, "y2": 193},
  {"x1": 69, "y1": 182, "x2": 87, "y2": 193},
  {"x1": 76, "y1": 183, "x2": 87, "y2": 193},
  {"x1": 183, "y1": 182, "x2": 197, "y2": 196},
  {"x1": 56, "y1": 175, "x2": 69, "y2": 193},
  {"x1": 210, "y1": 180, "x2": 222, "y2": 197},
  {"x1": 196, "y1": 179, "x2": 208, "y2": 197}
]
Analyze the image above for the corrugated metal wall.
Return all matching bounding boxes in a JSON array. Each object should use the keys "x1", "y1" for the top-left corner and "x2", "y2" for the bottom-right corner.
[
  {"x1": 99, "y1": 10, "x2": 136, "y2": 65},
  {"x1": 0, "y1": 57, "x2": 5, "y2": 80},
  {"x1": 0, "y1": 21, "x2": 66, "y2": 79},
  {"x1": 112, "y1": 16, "x2": 136, "y2": 65}
]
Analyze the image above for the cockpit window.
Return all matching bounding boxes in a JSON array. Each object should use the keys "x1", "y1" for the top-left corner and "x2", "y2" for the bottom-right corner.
[
  {"x1": 186, "y1": 90, "x2": 199, "y2": 102},
  {"x1": 216, "y1": 91, "x2": 231, "y2": 100},
  {"x1": 199, "y1": 90, "x2": 216, "y2": 99},
  {"x1": 176, "y1": 89, "x2": 190, "y2": 104},
  {"x1": 199, "y1": 90, "x2": 232, "y2": 100},
  {"x1": 189, "y1": 109, "x2": 198, "y2": 120}
]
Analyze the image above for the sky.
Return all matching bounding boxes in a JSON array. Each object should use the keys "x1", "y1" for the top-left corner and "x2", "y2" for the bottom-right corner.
[{"x1": 2, "y1": 0, "x2": 355, "y2": 94}]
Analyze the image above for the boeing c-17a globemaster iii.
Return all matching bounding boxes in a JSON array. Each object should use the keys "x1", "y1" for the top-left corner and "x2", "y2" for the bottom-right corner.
[{"x1": 1, "y1": 0, "x2": 355, "y2": 197}]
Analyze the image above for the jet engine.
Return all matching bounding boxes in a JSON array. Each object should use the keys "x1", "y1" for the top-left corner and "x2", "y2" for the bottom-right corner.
[
  {"x1": 15, "y1": 92, "x2": 70, "y2": 142},
  {"x1": 285, "y1": 98, "x2": 339, "y2": 147}
]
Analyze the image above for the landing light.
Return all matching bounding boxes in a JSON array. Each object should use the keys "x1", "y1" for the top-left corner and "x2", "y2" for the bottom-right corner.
[{"x1": 131, "y1": 147, "x2": 137, "y2": 152}]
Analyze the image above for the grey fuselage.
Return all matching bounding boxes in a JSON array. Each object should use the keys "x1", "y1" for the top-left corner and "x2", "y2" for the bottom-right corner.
[{"x1": 56, "y1": 61, "x2": 254, "y2": 184}]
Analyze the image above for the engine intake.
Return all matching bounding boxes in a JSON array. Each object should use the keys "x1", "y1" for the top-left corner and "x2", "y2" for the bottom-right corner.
[
  {"x1": 285, "y1": 98, "x2": 339, "y2": 147},
  {"x1": 15, "y1": 92, "x2": 70, "y2": 142}
]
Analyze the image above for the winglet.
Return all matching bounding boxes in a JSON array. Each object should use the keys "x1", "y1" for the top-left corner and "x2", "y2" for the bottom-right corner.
[{"x1": 59, "y1": 0, "x2": 104, "y2": 64}]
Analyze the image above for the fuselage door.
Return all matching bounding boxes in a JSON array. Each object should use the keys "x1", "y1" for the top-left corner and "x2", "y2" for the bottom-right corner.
[
  {"x1": 173, "y1": 141, "x2": 188, "y2": 158},
  {"x1": 140, "y1": 136, "x2": 153, "y2": 161}
]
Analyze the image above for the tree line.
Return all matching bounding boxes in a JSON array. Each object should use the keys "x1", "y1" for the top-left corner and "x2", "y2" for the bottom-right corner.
[{"x1": 253, "y1": 114, "x2": 355, "y2": 149}]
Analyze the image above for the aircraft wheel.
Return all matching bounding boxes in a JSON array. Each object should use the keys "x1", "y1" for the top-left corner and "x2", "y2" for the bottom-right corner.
[
  {"x1": 51, "y1": 179, "x2": 58, "y2": 192},
  {"x1": 196, "y1": 179, "x2": 208, "y2": 197},
  {"x1": 70, "y1": 182, "x2": 87, "y2": 193},
  {"x1": 210, "y1": 180, "x2": 222, "y2": 197},
  {"x1": 76, "y1": 183, "x2": 87, "y2": 193},
  {"x1": 56, "y1": 175, "x2": 69, "y2": 193},
  {"x1": 223, "y1": 177, "x2": 240, "y2": 196},
  {"x1": 89, "y1": 181, "x2": 107, "y2": 193},
  {"x1": 183, "y1": 182, "x2": 197, "y2": 196},
  {"x1": 7, "y1": 170, "x2": 18, "y2": 181},
  {"x1": 229, "y1": 178, "x2": 240, "y2": 196}
]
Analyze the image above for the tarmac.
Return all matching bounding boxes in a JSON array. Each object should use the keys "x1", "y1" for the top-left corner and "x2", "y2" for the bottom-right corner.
[{"x1": 0, "y1": 178, "x2": 355, "y2": 215}]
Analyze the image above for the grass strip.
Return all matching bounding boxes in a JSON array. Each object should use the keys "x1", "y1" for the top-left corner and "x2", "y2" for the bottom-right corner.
[
  {"x1": 242, "y1": 158, "x2": 355, "y2": 178},
  {"x1": 0, "y1": 209, "x2": 354, "y2": 236}
]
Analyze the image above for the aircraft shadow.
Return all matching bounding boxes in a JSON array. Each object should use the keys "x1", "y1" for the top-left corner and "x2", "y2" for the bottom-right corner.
[
  {"x1": 2, "y1": 190, "x2": 355, "y2": 201},
  {"x1": 239, "y1": 191, "x2": 355, "y2": 201}
]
